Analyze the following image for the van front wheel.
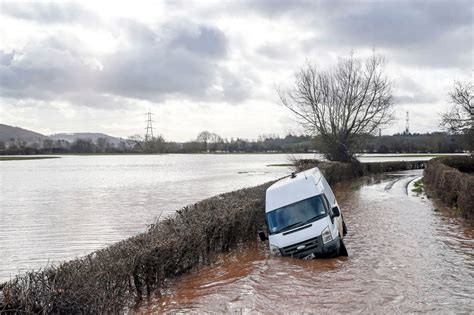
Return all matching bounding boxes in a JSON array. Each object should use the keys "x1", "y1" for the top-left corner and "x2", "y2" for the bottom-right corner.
[{"x1": 339, "y1": 239, "x2": 348, "y2": 257}]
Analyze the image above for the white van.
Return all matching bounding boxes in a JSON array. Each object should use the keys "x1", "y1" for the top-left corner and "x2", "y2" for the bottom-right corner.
[{"x1": 259, "y1": 167, "x2": 348, "y2": 259}]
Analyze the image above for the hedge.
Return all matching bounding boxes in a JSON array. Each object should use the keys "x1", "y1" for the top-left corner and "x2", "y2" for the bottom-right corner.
[
  {"x1": 424, "y1": 156, "x2": 474, "y2": 219},
  {"x1": 0, "y1": 182, "x2": 271, "y2": 313},
  {"x1": 294, "y1": 159, "x2": 425, "y2": 184}
]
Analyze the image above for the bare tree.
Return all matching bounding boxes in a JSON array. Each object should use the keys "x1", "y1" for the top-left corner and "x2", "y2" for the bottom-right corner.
[
  {"x1": 208, "y1": 133, "x2": 223, "y2": 152},
  {"x1": 441, "y1": 80, "x2": 473, "y2": 134},
  {"x1": 127, "y1": 134, "x2": 144, "y2": 152},
  {"x1": 197, "y1": 131, "x2": 212, "y2": 152},
  {"x1": 279, "y1": 54, "x2": 395, "y2": 162}
]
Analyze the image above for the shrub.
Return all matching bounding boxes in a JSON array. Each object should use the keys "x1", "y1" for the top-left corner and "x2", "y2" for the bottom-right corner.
[
  {"x1": 0, "y1": 182, "x2": 272, "y2": 313},
  {"x1": 294, "y1": 159, "x2": 425, "y2": 185},
  {"x1": 424, "y1": 156, "x2": 474, "y2": 220}
]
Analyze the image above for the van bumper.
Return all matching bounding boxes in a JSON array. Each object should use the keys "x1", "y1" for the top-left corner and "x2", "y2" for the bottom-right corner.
[{"x1": 280, "y1": 236, "x2": 341, "y2": 259}]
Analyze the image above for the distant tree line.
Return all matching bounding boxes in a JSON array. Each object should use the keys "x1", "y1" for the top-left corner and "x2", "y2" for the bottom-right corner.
[
  {"x1": 357, "y1": 132, "x2": 469, "y2": 154},
  {"x1": 0, "y1": 131, "x2": 470, "y2": 155}
]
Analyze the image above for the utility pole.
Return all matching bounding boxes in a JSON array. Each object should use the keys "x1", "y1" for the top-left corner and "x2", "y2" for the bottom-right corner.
[
  {"x1": 145, "y1": 111, "x2": 154, "y2": 143},
  {"x1": 405, "y1": 111, "x2": 410, "y2": 135}
]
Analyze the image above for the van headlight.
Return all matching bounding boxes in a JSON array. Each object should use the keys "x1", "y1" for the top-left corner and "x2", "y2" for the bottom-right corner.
[
  {"x1": 322, "y1": 226, "x2": 333, "y2": 244},
  {"x1": 270, "y1": 244, "x2": 281, "y2": 256}
]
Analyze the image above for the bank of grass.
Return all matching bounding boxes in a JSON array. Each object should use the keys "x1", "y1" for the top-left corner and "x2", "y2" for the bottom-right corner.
[
  {"x1": 0, "y1": 159, "x2": 426, "y2": 313},
  {"x1": 411, "y1": 179, "x2": 424, "y2": 194},
  {"x1": 0, "y1": 156, "x2": 60, "y2": 161},
  {"x1": 362, "y1": 154, "x2": 465, "y2": 158},
  {"x1": 424, "y1": 156, "x2": 474, "y2": 220},
  {"x1": 266, "y1": 163, "x2": 294, "y2": 167}
]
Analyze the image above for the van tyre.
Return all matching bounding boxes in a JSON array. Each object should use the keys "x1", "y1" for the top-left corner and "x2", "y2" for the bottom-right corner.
[
  {"x1": 342, "y1": 220, "x2": 348, "y2": 236},
  {"x1": 339, "y1": 239, "x2": 348, "y2": 257}
]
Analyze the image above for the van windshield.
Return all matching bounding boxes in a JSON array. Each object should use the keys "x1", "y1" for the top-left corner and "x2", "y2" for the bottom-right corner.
[{"x1": 267, "y1": 194, "x2": 327, "y2": 235}]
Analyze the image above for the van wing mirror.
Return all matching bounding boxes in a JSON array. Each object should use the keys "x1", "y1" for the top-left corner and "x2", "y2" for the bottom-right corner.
[
  {"x1": 331, "y1": 206, "x2": 340, "y2": 217},
  {"x1": 258, "y1": 231, "x2": 268, "y2": 242}
]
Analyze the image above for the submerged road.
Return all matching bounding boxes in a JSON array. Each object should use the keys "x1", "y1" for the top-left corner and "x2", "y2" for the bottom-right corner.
[{"x1": 141, "y1": 170, "x2": 474, "y2": 313}]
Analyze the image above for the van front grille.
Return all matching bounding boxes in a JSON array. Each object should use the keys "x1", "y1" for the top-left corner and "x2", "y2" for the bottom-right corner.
[{"x1": 280, "y1": 236, "x2": 320, "y2": 257}]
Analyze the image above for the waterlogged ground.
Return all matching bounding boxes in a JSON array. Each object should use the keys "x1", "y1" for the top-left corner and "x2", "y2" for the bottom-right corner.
[
  {"x1": 142, "y1": 170, "x2": 474, "y2": 313},
  {"x1": 1, "y1": 154, "x2": 312, "y2": 282},
  {"x1": 1, "y1": 153, "x2": 447, "y2": 282}
]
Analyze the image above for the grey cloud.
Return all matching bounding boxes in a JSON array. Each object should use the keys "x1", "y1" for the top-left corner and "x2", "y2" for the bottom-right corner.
[
  {"x1": 257, "y1": 43, "x2": 291, "y2": 60},
  {"x1": 0, "y1": 51, "x2": 14, "y2": 65},
  {"x1": 240, "y1": 0, "x2": 472, "y2": 69},
  {"x1": 394, "y1": 93, "x2": 438, "y2": 105},
  {"x1": 329, "y1": 1, "x2": 471, "y2": 47},
  {"x1": 0, "y1": 35, "x2": 100, "y2": 101},
  {"x1": 321, "y1": 0, "x2": 472, "y2": 68},
  {"x1": 0, "y1": 19, "x2": 252, "y2": 106},
  {"x1": 101, "y1": 21, "x2": 233, "y2": 101},
  {"x1": 1, "y1": 2, "x2": 100, "y2": 25},
  {"x1": 169, "y1": 25, "x2": 227, "y2": 58},
  {"x1": 219, "y1": 68, "x2": 257, "y2": 103}
]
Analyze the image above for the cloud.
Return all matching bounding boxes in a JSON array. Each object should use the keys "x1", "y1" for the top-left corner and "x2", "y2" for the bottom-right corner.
[
  {"x1": 1, "y1": 0, "x2": 471, "y2": 138},
  {"x1": 0, "y1": 18, "x2": 253, "y2": 107},
  {"x1": 238, "y1": 0, "x2": 472, "y2": 69},
  {"x1": 0, "y1": 36, "x2": 100, "y2": 101},
  {"x1": 1, "y1": 2, "x2": 100, "y2": 25},
  {"x1": 394, "y1": 93, "x2": 438, "y2": 105},
  {"x1": 322, "y1": 0, "x2": 472, "y2": 68},
  {"x1": 101, "y1": 20, "x2": 233, "y2": 102}
]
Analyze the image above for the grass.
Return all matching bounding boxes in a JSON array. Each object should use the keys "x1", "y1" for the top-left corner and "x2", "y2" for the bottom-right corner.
[
  {"x1": 350, "y1": 180, "x2": 363, "y2": 191},
  {"x1": 266, "y1": 163, "x2": 294, "y2": 167},
  {"x1": 364, "y1": 154, "x2": 465, "y2": 158},
  {"x1": 0, "y1": 156, "x2": 60, "y2": 161},
  {"x1": 411, "y1": 179, "x2": 424, "y2": 194}
]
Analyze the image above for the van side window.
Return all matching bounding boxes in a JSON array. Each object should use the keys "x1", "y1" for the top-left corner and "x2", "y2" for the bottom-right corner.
[
  {"x1": 322, "y1": 194, "x2": 331, "y2": 214},
  {"x1": 321, "y1": 176, "x2": 335, "y2": 206}
]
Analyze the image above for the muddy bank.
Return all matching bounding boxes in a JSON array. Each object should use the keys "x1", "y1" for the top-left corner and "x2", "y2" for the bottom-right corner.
[
  {"x1": 424, "y1": 156, "x2": 474, "y2": 220},
  {"x1": 0, "y1": 160, "x2": 426, "y2": 313}
]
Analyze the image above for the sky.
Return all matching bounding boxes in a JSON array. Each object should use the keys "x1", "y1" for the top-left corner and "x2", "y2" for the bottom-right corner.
[{"x1": 0, "y1": 0, "x2": 472, "y2": 141}]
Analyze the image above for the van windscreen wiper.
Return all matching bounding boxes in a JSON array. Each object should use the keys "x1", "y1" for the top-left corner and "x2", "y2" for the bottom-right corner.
[
  {"x1": 277, "y1": 221, "x2": 304, "y2": 233},
  {"x1": 302, "y1": 215, "x2": 322, "y2": 225}
]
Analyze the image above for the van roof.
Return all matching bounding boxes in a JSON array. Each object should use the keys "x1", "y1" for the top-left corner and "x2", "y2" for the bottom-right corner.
[{"x1": 265, "y1": 167, "x2": 324, "y2": 212}]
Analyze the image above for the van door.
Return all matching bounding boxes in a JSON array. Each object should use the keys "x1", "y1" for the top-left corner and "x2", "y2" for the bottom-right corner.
[
  {"x1": 321, "y1": 194, "x2": 338, "y2": 237},
  {"x1": 321, "y1": 177, "x2": 344, "y2": 239}
]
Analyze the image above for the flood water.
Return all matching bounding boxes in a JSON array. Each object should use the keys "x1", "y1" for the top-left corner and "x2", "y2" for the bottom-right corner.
[
  {"x1": 1, "y1": 153, "x2": 317, "y2": 282},
  {"x1": 143, "y1": 170, "x2": 474, "y2": 313}
]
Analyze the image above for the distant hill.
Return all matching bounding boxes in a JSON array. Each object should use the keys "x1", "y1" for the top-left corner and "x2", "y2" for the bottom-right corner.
[
  {"x1": 0, "y1": 124, "x2": 49, "y2": 143},
  {"x1": 0, "y1": 124, "x2": 124, "y2": 145},
  {"x1": 49, "y1": 133, "x2": 124, "y2": 145}
]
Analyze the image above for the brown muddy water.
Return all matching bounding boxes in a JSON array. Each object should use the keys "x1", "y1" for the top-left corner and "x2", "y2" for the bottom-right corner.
[{"x1": 140, "y1": 170, "x2": 474, "y2": 313}]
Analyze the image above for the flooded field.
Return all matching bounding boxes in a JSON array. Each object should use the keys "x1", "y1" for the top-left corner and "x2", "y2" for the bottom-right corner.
[
  {"x1": 142, "y1": 170, "x2": 474, "y2": 313},
  {"x1": 1, "y1": 153, "x2": 310, "y2": 282}
]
